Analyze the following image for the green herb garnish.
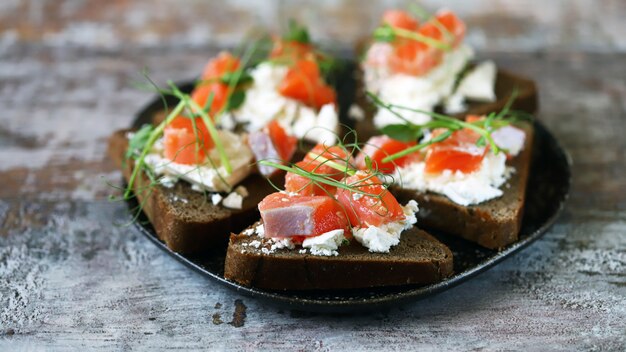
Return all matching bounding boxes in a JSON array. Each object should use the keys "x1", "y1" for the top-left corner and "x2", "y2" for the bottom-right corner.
[
  {"x1": 225, "y1": 90, "x2": 246, "y2": 111},
  {"x1": 125, "y1": 124, "x2": 155, "y2": 160},
  {"x1": 169, "y1": 82, "x2": 232, "y2": 174},
  {"x1": 283, "y1": 19, "x2": 311, "y2": 44},
  {"x1": 373, "y1": 23, "x2": 451, "y2": 50},
  {"x1": 124, "y1": 99, "x2": 186, "y2": 199},
  {"x1": 368, "y1": 90, "x2": 528, "y2": 163}
]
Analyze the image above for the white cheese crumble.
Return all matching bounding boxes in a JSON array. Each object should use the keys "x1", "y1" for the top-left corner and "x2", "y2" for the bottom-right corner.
[
  {"x1": 211, "y1": 193, "x2": 223, "y2": 206},
  {"x1": 348, "y1": 104, "x2": 365, "y2": 121},
  {"x1": 222, "y1": 192, "x2": 243, "y2": 209},
  {"x1": 250, "y1": 227, "x2": 348, "y2": 256},
  {"x1": 143, "y1": 130, "x2": 254, "y2": 193},
  {"x1": 169, "y1": 195, "x2": 189, "y2": 204},
  {"x1": 159, "y1": 175, "x2": 176, "y2": 188},
  {"x1": 290, "y1": 103, "x2": 339, "y2": 145},
  {"x1": 269, "y1": 237, "x2": 295, "y2": 251},
  {"x1": 455, "y1": 60, "x2": 497, "y2": 103},
  {"x1": 352, "y1": 200, "x2": 418, "y2": 253},
  {"x1": 443, "y1": 90, "x2": 467, "y2": 114},
  {"x1": 395, "y1": 153, "x2": 511, "y2": 206},
  {"x1": 255, "y1": 224, "x2": 265, "y2": 236},
  {"x1": 227, "y1": 62, "x2": 340, "y2": 144},
  {"x1": 302, "y1": 229, "x2": 346, "y2": 257}
]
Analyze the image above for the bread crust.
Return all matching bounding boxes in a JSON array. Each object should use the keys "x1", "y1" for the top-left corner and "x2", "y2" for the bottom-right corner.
[
  {"x1": 107, "y1": 130, "x2": 281, "y2": 254},
  {"x1": 224, "y1": 222, "x2": 453, "y2": 290}
]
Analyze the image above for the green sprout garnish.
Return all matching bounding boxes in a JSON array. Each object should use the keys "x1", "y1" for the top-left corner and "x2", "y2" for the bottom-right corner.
[
  {"x1": 367, "y1": 89, "x2": 529, "y2": 163},
  {"x1": 373, "y1": 23, "x2": 451, "y2": 50},
  {"x1": 124, "y1": 99, "x2": 186, "y2": 199},
  {"x1": 168, "y1": 82, "x2": 232, "y2": 174},
  {"x1": 283, "y1": 19, "x2": 311, "y2": 44}
]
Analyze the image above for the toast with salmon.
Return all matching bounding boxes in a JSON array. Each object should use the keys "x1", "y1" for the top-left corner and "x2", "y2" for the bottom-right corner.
[
  {"x1": 353, "y1": 9, "x2": 537, "y2": 142},
  {"x1": 223, "y1": 143, "x2": 454, "y2": 290},
  {"x1": 393, "y1": 123, "x2": 533, "y2": 249},
  {"x1": 354, "y1": 111, "x2": 534, "y2": 250},
  {"x1": 225, "y1": 222, "x2": 453, "y2": 290},
  {"x1": 108, "y1": 129, "x2": 281, "y2": 254}
]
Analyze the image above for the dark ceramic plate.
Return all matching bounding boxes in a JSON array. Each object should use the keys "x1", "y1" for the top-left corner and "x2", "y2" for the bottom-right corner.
[{"x1": 126, "y1": 74, "x2": 570, "y2": 313}]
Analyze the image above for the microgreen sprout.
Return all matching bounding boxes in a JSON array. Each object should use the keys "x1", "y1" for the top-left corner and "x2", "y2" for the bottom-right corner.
[
  {"x1": 366, "y1": 90, "x2": 528, "y2": 163},
  {"x1": 124, "y1": 99, "x2": 185, "y2": 199},
  {"x1": 284, "y1": 19, "x2": 311, "y2": 44},
  {"x1": 373, "y1": 23, "x2": 451, "y2": 50},
  {"x1": 168, "y1": 82, "x2": 232, "y2": 174}
]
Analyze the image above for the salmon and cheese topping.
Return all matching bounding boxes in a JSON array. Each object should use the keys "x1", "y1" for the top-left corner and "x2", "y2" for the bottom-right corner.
[
  {"x1": 285, "y1": 144, "x2": 354, "y2": 196},
  {"x1": 362, "y1": 9, "x2": 497, "y2": 128},
  {"x1": 252, "y1": 145, "x2": 419, "y2": 256},
  {"x1": 129, "y1": 52, "x2": 299, "y2": 205},
  {"x1": 356, "y1": 115, "x2": 527, "y2": 206},
  {"x1": 336, "y1": 172, "x2": 418, "y2": 253},
  {"x1": 220, "y1": 25, "x2": 340, "y2": 145}
]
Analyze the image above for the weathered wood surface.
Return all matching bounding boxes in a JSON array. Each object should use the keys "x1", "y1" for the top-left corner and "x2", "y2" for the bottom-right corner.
[
  {"x1": 1, "y1": 0, "x2": 625, "y2": 52},
  {"x1": 1, "y1": 1, "x2": 626, "y2": 351}
]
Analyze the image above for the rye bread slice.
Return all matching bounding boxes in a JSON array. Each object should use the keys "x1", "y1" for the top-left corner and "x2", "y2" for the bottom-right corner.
[
  {"x1": 392, "y1": 123, "x2": 534, "y2": 250},
  {"x1": 107, "y1": 129, "x2": 281, "y2": 254},
  {"x1": 353, "y1": 67, "x2": 538, "y2": 142},
  {"x1": 224, "y1": 222, "x2": 453, "y2": 290}
]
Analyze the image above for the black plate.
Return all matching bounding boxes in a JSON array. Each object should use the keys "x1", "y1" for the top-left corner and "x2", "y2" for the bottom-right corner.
[{"x1": 126, "y1": 77, "x2": 571, "y2": 314}]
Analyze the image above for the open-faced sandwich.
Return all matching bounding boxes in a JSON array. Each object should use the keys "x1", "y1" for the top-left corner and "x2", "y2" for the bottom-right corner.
[
  {"x1": 353, "y1": 8, "x2": 537, "y2": 141},
  {"x1": 355, "y1": 95, "x2": 533, "y2": 249},
  {"x1": 224, "y1": 143, "x2": 453, "y2": 290},
  {"x1": 108, "y1": 24, "x2": 345, "y2": 254}
]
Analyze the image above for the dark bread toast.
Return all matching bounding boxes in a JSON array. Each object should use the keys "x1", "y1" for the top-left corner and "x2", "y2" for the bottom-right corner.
[
  {"x1": 392, "y1": 123, "x2": 534, "y2": 250},
  {"x1": 108, "y1": 129, "x2": 282, "y2": 254},
  {"x1": 353, "y1": 67, "x2": 538, "y2": 142},
  {"x1": 224, "y1": 222, "x2": 453, "y2": 290}
]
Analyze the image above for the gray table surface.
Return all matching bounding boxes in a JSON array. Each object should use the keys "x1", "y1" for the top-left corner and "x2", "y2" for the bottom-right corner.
[{"x1": 1, "y1": 1, "x2": 626, "y2": 350}]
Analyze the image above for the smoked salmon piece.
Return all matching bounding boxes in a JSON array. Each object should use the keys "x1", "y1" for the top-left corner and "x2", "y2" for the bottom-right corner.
[
  {"x1": 200, "y1": 52, "x2": 241, "y2": 80},
  {"x1": 285, "y1": 161, "x2": 338, "y2": 196},
  {"x1": 432, "y1": 10, "x2": 466, "y2": 47},
  {"x1": 356, "y1": 135, "x2": 421, "y2": 173},
  {"x1": 285, "y1": 144, "x2": 353, "y2": 196},
  {"x1": 385, "y1": 9, "x2": 466, "y2": 76},
  {"x1": 336, "y1": 172, "x2": 406, "y2": 228},
  {"x1": 259, "y1": 192, "x2": 350, "y2": 238},
  {"x1": 191, "y1": 52, "x2": 241, "y2": 116},
  {"x1": 425, "y1": 128, "x2": 486, "y2": 174},
  {"x1": 163, "y1": 116, "x2": 215, "y2": 165},
  {"x1": 249, "y1": 120, "x2": 297, "y2": 176},
  {"x1": 278, "y1": 59, "x2": 336, "y2": 109},
  {"x1": 190, "y1": 83, "x2": 228, "y2": 116},
  {"x1": 382, "y1": 10, "x2": 419, "y2": 31}
]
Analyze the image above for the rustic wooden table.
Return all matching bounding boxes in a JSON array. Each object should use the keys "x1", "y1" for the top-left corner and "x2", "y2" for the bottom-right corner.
[{"x1": 1, "y1": 1, "x2": 625, "y2": 351}]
